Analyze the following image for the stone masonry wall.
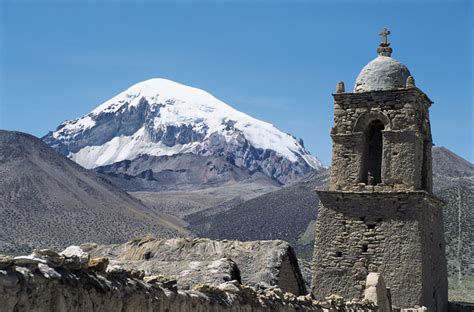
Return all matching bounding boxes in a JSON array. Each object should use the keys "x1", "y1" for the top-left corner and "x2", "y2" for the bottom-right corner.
[
  {"x1": 311, "y1": 191, "x2": 448, "y2": 311},
  {"x1": 0, "y1": 251, "x2": 377, "y2": 312},
  {"x1": 329, "y1": 88, "x2": 432, "y2": 193}
]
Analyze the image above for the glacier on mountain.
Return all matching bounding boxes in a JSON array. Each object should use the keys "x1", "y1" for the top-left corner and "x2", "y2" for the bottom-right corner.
[{"x1": 43, "y1": 78, "x2": 322, "y2": 184}]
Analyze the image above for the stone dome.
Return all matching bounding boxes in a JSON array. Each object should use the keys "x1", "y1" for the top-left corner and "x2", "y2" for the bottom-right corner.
[{"x1": 354, "y1": 55, "x2": 411, "y2": 93}]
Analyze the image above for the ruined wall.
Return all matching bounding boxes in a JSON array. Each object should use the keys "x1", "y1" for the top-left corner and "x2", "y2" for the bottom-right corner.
[
  {"x1": 0, "y1": 252, "x2": 377, "y2": 312},
  {"x1": 86, "y1": 237, "x2": 307, "y2": 296},
  {"x1": 329, "y1": 89, "x2": 432, "y2": 192},
  {"x1": 311, "y1": 191, "x2": 448, "y2": 311}
]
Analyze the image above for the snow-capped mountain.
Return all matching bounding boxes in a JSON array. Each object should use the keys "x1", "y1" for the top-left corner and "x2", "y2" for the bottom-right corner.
[{"x1": 43, "y1": 78, "x2": 322, "y2": 184}]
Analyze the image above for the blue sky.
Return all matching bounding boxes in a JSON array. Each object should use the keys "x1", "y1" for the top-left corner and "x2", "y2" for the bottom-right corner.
[{"x1": 1, "y1": 0, "x2": 472, "y2": 165}]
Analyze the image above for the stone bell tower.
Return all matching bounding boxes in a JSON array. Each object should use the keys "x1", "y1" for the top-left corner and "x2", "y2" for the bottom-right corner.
[{"x1": 311, "y1": 29, "x2": 448, "y2": 311}]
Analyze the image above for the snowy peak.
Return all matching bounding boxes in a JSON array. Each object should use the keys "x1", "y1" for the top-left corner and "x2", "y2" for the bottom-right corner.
[
  {"x1": 92, "y1": 78, "x2": 231, "y2": 115},
  {"x1": 44, "y1": 78, "x2": 322, "y2": 184}
]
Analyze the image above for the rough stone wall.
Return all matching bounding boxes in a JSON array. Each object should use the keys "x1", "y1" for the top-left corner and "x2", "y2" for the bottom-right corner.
[
  {"x1": 0, "y1": 254, "x2": 377, "y2": 312},
  {"x1": 86, "y1": 237, "x2": 307, "y2": 295},
  {"x1": 329, "y1": 88, "x2": 432, "y2": 192},
  {"x1": 276, "y1": 254, "x2": 304, "y2": 296},
  {"x1": 311, "y1": 191, "x2": 448, "y2": 311}
]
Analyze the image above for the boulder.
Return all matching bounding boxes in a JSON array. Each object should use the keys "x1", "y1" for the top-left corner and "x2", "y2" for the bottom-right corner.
[
  {"x1": 105, "y1": 265, "x2": 127, "y2": 276},
  {"x1": 60, "y1": 246, "x2": 90, "y2": 270},
  {"x1": 0, "y1": 255, "x2": 14, "y2": 269},
  {"x1": 88, "y1": 257, "x2": 109, "y2": 272}
]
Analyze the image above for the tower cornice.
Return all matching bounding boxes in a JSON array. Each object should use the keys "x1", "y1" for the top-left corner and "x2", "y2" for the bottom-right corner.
[{"x1": 332, "y1": 88, "x2": 433, "y2": 106}]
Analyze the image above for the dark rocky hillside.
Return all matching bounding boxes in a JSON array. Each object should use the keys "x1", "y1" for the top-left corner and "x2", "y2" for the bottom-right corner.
[
  {"x1": 440, "y1": 186, "x2": 474, "y2": 279},
  {"x1": 186, "y1": 169, "x2": 329, "y2": 257},
  {"x1": 95, "y1": 153, "x2": 279, "y2": 192},
  {"x1": 438, "y1": 185, "x2": 474, "y2": 301},
  {"x1": 0, "y1": 130, "x2": 184, "y2": 255}
]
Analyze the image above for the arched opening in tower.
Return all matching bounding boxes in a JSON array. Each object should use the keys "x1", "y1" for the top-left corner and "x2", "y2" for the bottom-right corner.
[{"x1": 360, "y1": 119, "x2": 384, "y2": 185}]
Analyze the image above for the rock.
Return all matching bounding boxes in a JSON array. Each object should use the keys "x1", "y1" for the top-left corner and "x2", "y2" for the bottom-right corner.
[
  {"x1": 284, "y1": 292, "x2": 297, "y2": 303},
  {"x1": 0, "y1": 256, "x2": 14, "y2": 269},
  {"x1": 364, "y1": 272, "x2": 391, "y2": 312},
  {"x1": 60, "y1": 246, "x2": 89, "y2": 270},
  {"x1": 336, "y1": 81, "x2": 345, "y2": 93},
  {"x1": 79, "y1": 242, "x2": 98, "y2": 252},
  {"x1": 13, "y1": 256, "x2": 46, "y2": 266},
  {"x1": 38, "y1": 263, "x2": 61, "y2": 279},
  {"x1": 60, "y1": 246, "x2": 89, "y2": 260},
  {"x1": 405, "y1": 76, "x2": 416, "y2": 88},
  {"x1": 88, "y1": 257, "x2": 109, "y2": 272},
  {"x1": 217, "y1": 280, "x2": 241, "y2": 293},
  {"x1": 144, "y1": 274, "x2": 174, "y2": 284},
  {"x1": 144, "y1": 275, "x2": 178, "y2": 292},
  {"x1": 32, "y1": 249, "x2": 64, "y2": 267},
  {"x1": 63, "y1": 257, "x2": 83, "y2": 270},
  {"x1": 192, "y1": 283, "x2": 228, "y2": 299},
  {"x1": 106, "y1": 265, "x2": 127, "y2": 276},
  {"x1": 127, "y1": 269, "x2": 144, "y2": 280}
]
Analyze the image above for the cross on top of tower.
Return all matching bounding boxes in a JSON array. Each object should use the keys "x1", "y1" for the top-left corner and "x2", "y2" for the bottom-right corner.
[
  {"x1": 377, "y1": 27, "x2": 392, "y2": 57},
  {"x1": 379, "y1": 27, "x2": 390, "y2": 45}
]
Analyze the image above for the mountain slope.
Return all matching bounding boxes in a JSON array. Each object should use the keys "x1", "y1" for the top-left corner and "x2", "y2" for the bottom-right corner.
[
  {"x1": 95, "y1": 153, "x2": 279, "y2": 192},
  {"x1": 186, "y1": 169, "x2": 329, "y2": 256},
  {"x1": 43, "y1": 78, "x2": 322, "y2": 185},
  {"x1": 433, "y1": 146, "x2": 474, "y2": 192},
  {"x1": 439, "y1": 185, "x2": 474, "y2": 302},
  {"x1": 0, "y1": 130, "x2": 184, "y2": 254}
]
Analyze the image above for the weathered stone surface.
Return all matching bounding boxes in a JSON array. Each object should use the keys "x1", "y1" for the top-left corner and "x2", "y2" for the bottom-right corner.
[
  {"x1": 105, "y1": 264, "x2": 127, "y2": 276},
  {"x1": 336, "y1": 81, "x2": 345, "y2": 93},
  {"x1": 61, "y1": 246, "x2": 90, "y2": 270},
  {"x1": 13, "y1": 255, "x2": 46, "y2": 266},
  {"x1": 32, "y1": 249, "x2": 64, "y2": 267},
  {"x1": 0, "y1": 255, "x2": 14, "y2": 269},
  {"x1": 364, "y1": 272, "x2": 390, "y2": 312},
  {"x1": 0, "y1": 254, "x2": 377, "y2": 312},
  {"x1": 87, "y1": 237, "x2": 306, "y2": 295},
  {"x1": 354, "y1": 56, "x2": 411, "y2": 93},
  {"x1": 143, "y1": 275, "x2": 178, "y2": 291},
  {"x1": 313, "y1": 189, "x2": 448, "y2": 310},
  {"x1": 329, "y1": 88, "x2": 433, "y2": 193},
  {"x1": 88, "y1": 257, "x2": 109, "y2": 272}
]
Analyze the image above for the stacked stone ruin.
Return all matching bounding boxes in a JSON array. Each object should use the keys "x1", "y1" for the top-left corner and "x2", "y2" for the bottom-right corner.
[{"x1": 311, "y1": 29, "x2": 448, "y2": 311}]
